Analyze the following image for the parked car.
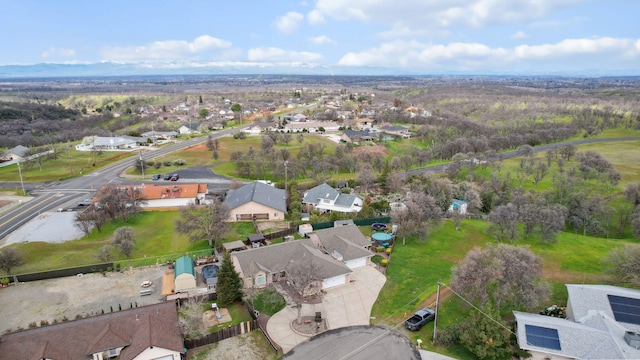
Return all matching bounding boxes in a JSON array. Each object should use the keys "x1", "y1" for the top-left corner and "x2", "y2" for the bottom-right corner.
[
  {"x1": 152, "y1": 174, "x2": 161, "y2": 180},
  {"x1": 405, "y1": 308, "x2": 435, "y2": 331},
  {"x1": 170, "y1": 174, "x2": 180, "y2": 181},
  {"x1": 77, "y1": 199, "x2": 92, "y2": 207},
  {"x1": 163, "y1": 174, "x2": 172, "y2": 180}
]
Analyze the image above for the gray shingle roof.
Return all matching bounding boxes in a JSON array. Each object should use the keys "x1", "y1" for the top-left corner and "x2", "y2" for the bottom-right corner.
[
  {"x1": 225, "y1": 181, "x2": 287, "y2": 213},
  {"x1": 4, "y1": 145, "x2": 30, "y2": 158},
  {"x1": 232, "y1": 239, "x2": 352, "y2": 280},
  {"x1": 302, "y1": 183, "x2": 340, "y2": 204},
  {"x1": 335, "y1": 193, "x2": 359, "y2": 207},
  {"x1": 311, "y1": 224, "x2": 372, "y2": 262}
]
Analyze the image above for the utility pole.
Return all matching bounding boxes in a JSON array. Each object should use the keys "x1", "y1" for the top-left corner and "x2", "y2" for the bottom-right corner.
[
  {"x1": 139, "y1": 149, "x2": 145, "y2": 180},
  {"x1": 284, "y1": 160, "x2": 289, "y2": 203},
  {"x1": 433, "y1": 281, "x2": 441, "y2": 342},
  {"x1": 17, "y1": 161, "x2": 26, "y2": 196}
]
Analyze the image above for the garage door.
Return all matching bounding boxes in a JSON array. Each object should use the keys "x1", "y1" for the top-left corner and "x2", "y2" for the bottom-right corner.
[
  {"x1": 345, "y1": 257, "x2": 366, "y2": 269},
  {"x1": 322, "y1": 275, "x2": 347, "y2": 289}
]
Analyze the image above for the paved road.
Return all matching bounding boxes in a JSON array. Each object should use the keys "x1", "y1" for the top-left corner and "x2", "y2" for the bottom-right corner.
[{"x1": 0, "y1": 125, "x2": 247, "y2": 241}]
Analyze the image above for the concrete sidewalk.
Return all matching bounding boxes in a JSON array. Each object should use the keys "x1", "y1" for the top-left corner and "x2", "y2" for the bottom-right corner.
[{"x1": 266, "y1": 265, "x2": 386, "y2": 354}]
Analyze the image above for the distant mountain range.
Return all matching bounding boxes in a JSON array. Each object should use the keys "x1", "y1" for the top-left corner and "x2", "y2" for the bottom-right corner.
[{"x1": 0, "y1": 61, "x2": 637, "y2": 78}]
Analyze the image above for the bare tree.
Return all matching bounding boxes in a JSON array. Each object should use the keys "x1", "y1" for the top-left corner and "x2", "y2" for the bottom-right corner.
[
  {"x1": 94, "y1": 245, "x2": 113, "y2": 263},
  {"x1": 0, "y1": 248, "x2": 24, "y2": 275},
  {"x1": 178, "y1": 297, "x2": 207, "y2": 339},
  {"x1": 286, "y1": 256, "x2": 320, "y2": 324},
  {"x1": 356, "y1": 163, "x2": 376, "y2": 193},
  {"x1": 112, "y1": 226, "x2": 135, "y2": 258},
  {"x1": 605, "y1": 244, "x2": 640, "y2": 286},
  {"x1": 488, "y1": 204, "x2": 520, "y2": 243},
  {"x1": 451, "y1": 244, "x2": 550, "y2": 310},
  {"x1": 174, "y1": 198, "x2": 231, "y2": 248},
  {"x1": 391, "y1": 201, "x2": 430, "y2": 241},
  {"x1": 95, "y1": 185, "x2": 146, "y2": 222}
]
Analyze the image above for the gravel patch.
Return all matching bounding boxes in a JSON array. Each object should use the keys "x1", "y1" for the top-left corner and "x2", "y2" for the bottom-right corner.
[
  {"x1": 0, "y1": 265, "x2": 167, "y2": 334},
  {"x1": 4, "y1": 211, "x2": 84, "y2": 246}
]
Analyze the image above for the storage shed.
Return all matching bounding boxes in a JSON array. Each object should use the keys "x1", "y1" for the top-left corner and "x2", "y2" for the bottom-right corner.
[{"x1": 174, "y1": 256, "x2": 196, "y2": 292}]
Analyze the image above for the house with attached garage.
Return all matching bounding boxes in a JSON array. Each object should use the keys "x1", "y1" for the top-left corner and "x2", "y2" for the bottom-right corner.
[
  {"x1": 231, "y1": 224, "x2": 373, "y2": 290},
  {"x1": 0, "y1": 301, "x2": 184, "y2": 360},
  {"x1": 224, "y1": 181, "x2": 287, "y2": 221},
  {"x1": 302, "y1": 183, "x2": 363, "y2": 213},
  {"x1": 513, "y1": 284, "x2": 640, "y2": 359}
]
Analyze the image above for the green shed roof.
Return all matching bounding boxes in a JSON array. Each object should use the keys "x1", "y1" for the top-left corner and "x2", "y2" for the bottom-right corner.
[{"x1": 175, "y1": 256, "x2": 195, "y2": 278}]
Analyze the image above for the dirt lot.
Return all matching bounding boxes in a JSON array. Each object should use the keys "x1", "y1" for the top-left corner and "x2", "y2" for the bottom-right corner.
[{"x1": 0, "y1": 265, "x2": 167, "y2": 333}]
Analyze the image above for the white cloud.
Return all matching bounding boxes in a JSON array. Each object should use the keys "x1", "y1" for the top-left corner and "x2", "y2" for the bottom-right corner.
[
  {"x1": 307, "y1": 9, "x2": 325, "y2": 25},
  {"x1": 248, "y1": 47, "x2": 323, "y2": 62},
  {"x1": 338, "y1": 37, "x2": 640, "y2": 71},
  {"x1": 41, "y1": 47, "x2": 76, "y2": 59},
  {"x1": 276, "y1": 11, "x2": 304, "y2": 33},
  {"x1": 309, "y1": 35, "x2": 335, "y2": 45},
  {"x1": 510, "y1": 31, "x2": 527, "y2": 39},
  {"x1": 100, "y1": 35, "x2": 232, "y2": 62},
  {"x1": 312, "y1": 0, "x2": 585, "y2": 34}
]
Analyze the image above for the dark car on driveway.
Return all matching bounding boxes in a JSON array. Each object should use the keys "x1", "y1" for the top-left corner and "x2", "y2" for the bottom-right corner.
[
  {"x1": 152, "y1": 174, "x2": 161, "y2": 180},
  {"x1": 163, "y1": 174, "x2": 172, "y2": 180},
  {"x1": 170, "y1": 174, "x2": 180, "y2": 181}
]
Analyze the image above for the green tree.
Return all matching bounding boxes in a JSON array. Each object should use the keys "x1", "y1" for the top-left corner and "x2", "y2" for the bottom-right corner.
[
  {"x1": 198, "y1": 108, "x2": 209, "y2": 118},
  {"x1": 459, "y1": 303, "x2": 512, "y2": 359},
  {"x1": 216, "y1": 253, "x2": 243, "y2": 306},
  {"x1": 230, "y1": 103, "x2": 242, "y2": 123},
  {"x1": 199, "y1": 95, "x2": 203, "y2": 104}
]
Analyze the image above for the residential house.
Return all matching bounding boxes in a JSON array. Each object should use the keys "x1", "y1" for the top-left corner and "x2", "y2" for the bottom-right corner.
[
  {"x1": 340, "y1": 129, "x2": 374, "y2": 143},
  {"x1": 232, "y1": 239, "x2": 352, "y2": 291},
  {"x1": 0, "y1": 145, "x2": 31, "y2": 162},
  {"x1": 380, "y1": 125, "x2": 411, "y2": 138},
  {"x1": 224, "y1": 181, "x2": 287, "y2": 221},
  {"x1": 141, "y1": 130, "x2": 178, "y2": 140},
  {"x1": 98, "y1": 183, "x2": 208, "y2": 209},
  {"x1": 75, "y1": 136, "x2": 139, "y2": 151},
  {"x1": 302, "y1": 183, "x2": 363, "y2": 213},
  {"x1": 0, "y1": 302, "x2": 184, "y2": 360},
  {"x1": 513, "y1": 284, "x2": 640, "y2": 359},
  {"x1": 353, "y1": 117, "x2": 376, "y2": 130},
  {"x1": 308, "y1": 223, "x2": 373, "y2": 269},
  {"x1": 284, "y1": 120, "x2": 339, "y2": 133},
  {"x1": 178, "y1": 123, "x2": 200, "y2": 135}
]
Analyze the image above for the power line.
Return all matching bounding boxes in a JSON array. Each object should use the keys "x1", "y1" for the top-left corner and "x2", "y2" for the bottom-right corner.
[{"x1": 441, "y1": 282, "x2": 516, "y2": 336}]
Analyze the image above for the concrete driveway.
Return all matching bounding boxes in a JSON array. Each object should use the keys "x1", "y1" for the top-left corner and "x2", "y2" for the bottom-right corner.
[{"x1": 267, "y1": 265, "x2": 386, "y2": 354}]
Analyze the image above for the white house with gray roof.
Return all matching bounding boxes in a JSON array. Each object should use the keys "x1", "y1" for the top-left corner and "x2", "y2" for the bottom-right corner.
[
  {"x1": 514, "y1": 284, "x2": 640, "y2": 359},
  {"x1": 302, "y1": 183, "x2": 363, "y2": 213},
  {"x1": 224, "y1": 181, "x2": 287, "y2": 221}
]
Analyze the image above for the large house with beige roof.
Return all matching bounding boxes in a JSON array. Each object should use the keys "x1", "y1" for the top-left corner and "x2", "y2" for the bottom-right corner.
[{"x1": 231, "y1": 223, "x2": 373, "y2": 290}]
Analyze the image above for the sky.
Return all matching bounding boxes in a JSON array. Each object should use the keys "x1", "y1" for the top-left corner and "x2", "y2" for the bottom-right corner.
[{"x1": 1, "y1": 0, "x2": 639, "y2": 75}]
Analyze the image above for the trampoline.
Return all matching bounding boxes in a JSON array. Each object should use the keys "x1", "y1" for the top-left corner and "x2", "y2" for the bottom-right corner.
[{"x1": 371, "y1": 223, "x2": 388, "y2": 231}]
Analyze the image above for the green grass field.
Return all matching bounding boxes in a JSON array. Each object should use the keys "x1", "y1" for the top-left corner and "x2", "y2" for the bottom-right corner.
[
  {"x1": 6, "y1": 211, "x2": 259, "y2": 274},
  {"x1": 371, "y1": 219, "x2": 636, "y2": 358}
]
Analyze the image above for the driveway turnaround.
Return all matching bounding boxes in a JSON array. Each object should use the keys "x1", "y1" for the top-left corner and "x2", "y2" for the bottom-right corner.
[{"x1": 267, "y1": 265, "x2": 386, "y2": 354}]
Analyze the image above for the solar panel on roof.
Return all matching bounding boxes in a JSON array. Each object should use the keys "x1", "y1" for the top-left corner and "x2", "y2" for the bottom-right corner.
[
  {"x1": 608, "y1": 295, "x2": 640, "y2": 325},
  {"x1": 525, "y1": 324, "x2": 561, "y2": 350}
]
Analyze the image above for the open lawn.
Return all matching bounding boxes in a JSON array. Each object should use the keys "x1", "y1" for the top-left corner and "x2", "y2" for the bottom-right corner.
[
  {"x1": 7, "y1": 211, "x2": 260, "y2": 275},
  {"x1": 0, "y1": 147, "x2": 132, "y2": 182}
]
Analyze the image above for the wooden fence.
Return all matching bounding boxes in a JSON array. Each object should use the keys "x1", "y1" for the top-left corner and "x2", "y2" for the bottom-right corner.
[{"x1": 184, "y1": 319, "x2": 259, "y2": 349}]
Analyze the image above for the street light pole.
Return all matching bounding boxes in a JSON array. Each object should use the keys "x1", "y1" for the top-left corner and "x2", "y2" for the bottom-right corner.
[{"x1": 17, "y1": 161, "x2": 26, "y2": 196}]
